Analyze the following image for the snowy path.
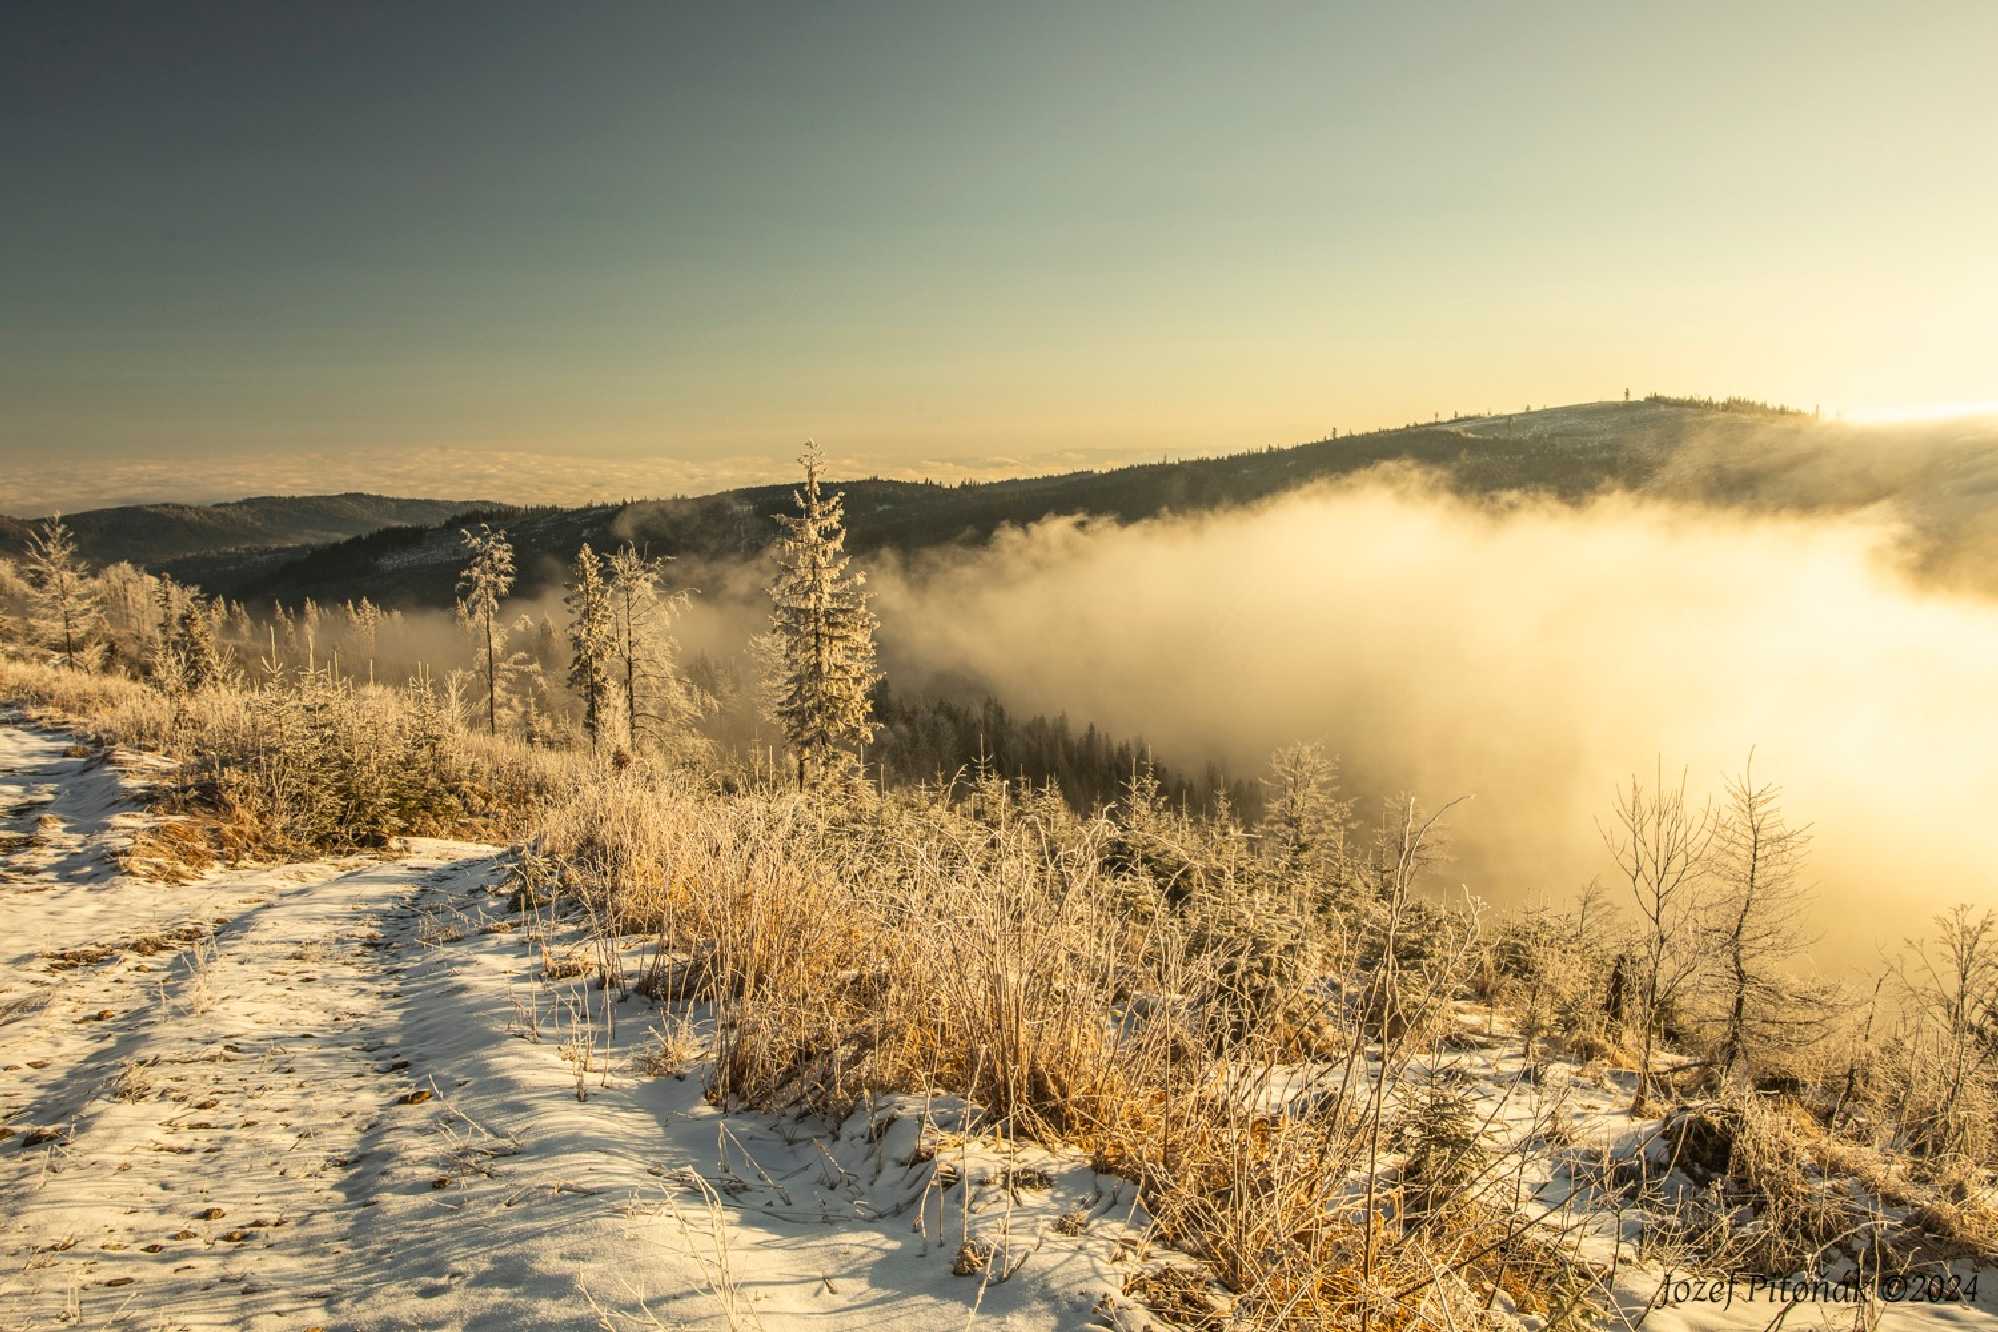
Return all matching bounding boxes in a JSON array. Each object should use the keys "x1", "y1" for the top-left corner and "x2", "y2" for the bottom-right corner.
[
  {"x1": 0, "y1": 722, "x2": 1144, "y2": 1331},
  {"x1": 5, "y1": 718, "x2": 1992, "y2": 1331}
]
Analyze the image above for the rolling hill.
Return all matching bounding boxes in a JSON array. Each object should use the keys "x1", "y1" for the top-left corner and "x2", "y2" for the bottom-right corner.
[
  {"x1": 149, "y1": 400, "x2": 1703, "y2": 607},
  {"x1": 0, "y1": 493, "x2": 493, "y2": 570},
  {"x1": 95, "y1": 398, "x2": 1998, "y2": 609}
]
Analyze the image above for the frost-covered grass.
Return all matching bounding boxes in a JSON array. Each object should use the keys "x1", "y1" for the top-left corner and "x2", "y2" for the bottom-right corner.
[
  {"x1": 526, "y1": 773, "x2": 1615, "y2": 1327},
  {"x1": 0, "y1": 723, "x2": 1159, "y2": 1331},
  {"x1": 0, "y1": 656, "x2": 574, "y2": 859},
  {"x1": 8, "y1": 653, "x2": 1998, "y2": 1330},
  {"x1": 525, "y1": 767, "x2": 1998, "y2": 1328}
]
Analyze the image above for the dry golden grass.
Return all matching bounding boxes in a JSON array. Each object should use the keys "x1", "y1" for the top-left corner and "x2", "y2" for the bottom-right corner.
[
  {"x1": 13, "y1": 650, "x2": 1996, "y2": 1326},
  {"x1": 117, "y1": 817, "x2": 218, "y2": 881},
  {"x1": 1, "y1": 655, "x2": 574, "y2": 859},
  {"x1": 527, "y1": 768, "x2": 1608, "y2": 1329}
]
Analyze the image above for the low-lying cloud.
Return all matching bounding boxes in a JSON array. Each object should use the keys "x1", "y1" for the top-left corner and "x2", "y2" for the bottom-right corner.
[{"x1": 868, "y1": 476, "x2": 1998, "y2": 976}]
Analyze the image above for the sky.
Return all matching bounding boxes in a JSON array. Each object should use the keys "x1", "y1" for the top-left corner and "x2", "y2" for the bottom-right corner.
[{"x1": 3, "y1": 1, "x2": 1995, "y2": 514}]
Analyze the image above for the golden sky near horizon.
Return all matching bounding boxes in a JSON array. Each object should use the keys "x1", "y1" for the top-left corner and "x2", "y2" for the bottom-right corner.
[{"x1": 3, "y1": 3, "x2": 1994, "y2": 510}]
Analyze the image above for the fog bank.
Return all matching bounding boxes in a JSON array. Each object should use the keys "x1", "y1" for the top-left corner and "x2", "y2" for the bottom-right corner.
[{"x1": 869, "y1": 477, "x2": 1998, "y2": 976}]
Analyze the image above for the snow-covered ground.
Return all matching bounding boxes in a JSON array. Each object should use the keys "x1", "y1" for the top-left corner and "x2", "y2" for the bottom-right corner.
[
  {"x1": 3, "y1": 715, "x2": 1991, "y2": 1331},
  {"x1": 0, "y1": 721, "x2": 1151, "y2": 1331}
]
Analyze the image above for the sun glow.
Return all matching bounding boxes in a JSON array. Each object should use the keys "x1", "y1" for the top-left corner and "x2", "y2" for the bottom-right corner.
[{"x1": 1845, "y1": 400, "x2": 1998, "y2": 426}]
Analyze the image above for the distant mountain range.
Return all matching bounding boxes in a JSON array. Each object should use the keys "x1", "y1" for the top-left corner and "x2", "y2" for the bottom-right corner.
[
  {"x1": 21, "y1": 400, "x2": 1998, "y2": 607},
  {"x1": 143, "y1": 400, "x2": 1705, "y2": 607},
  {"x1": 0, "y1": 494, "x2": 492, "y2": 569}
]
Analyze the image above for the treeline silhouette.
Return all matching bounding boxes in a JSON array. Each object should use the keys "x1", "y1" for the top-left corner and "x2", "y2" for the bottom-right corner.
[
  {"x1": 1642, "y1": 392, "x2": 1808, "y2": 417},
  {"x1": 870, "y1": 686, "x2": 1258, "y2": 819}
]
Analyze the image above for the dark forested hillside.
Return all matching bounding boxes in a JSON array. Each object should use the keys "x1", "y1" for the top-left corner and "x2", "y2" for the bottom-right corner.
[
  {"x1": 138, "y1": 397, "x2": 1998, "y2": 609},
  {"x1": 153, "y1": 401, "x2": 1718, "y2": 608},
  {"x1": 0, "y1": 493, "x2": 491, "y2": 569},
  {"x1": 869, "y1": 687, "x2": 1260, "y2": 819}
]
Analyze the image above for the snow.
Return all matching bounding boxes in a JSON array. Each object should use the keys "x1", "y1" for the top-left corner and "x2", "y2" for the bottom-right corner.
[
  {"x1": 1419, "y1": 400, "x2": 1694, "y2": 445},
  {"x1": 3, "y1": 715, "x2": 1989, "y2": 1331},
  {"x1": 0, "y1": 721, "x2": 1153, "y2": 1330}
]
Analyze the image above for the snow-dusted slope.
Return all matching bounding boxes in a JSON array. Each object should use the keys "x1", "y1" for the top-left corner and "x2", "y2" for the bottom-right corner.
[
  {"x1": 5, "y1": 719, "x2": 1990, "y2": 1332},
  {"x1": 0, "y1": 723, "x2": 1149, "y2": 1331}
]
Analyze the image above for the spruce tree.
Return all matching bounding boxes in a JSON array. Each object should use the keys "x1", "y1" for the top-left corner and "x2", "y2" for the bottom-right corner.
[
  {"x1": 455, "y1": 525, "x2": 517, "y2": 736},
  {"x1": 565, "y1": 543, "x2": 616, "y2": 751},
  {"x1": 148, "y1": 574, "x2": 190, "y2": 683},
  {"x1": 605, "y1": 543, "x2": 699, "y2": 754},
  {"x1": 153, "y1": 590, "x2": 225, "y2": 694},
  {"x1": 762, "y1": 441, "x2": 880, "y2": 787},
  {"x1": 173, "y1": 597, "x2": 226, "y2": 692},
  {"x1": 23, "y1": 515, "x2": 102, "y2": 670},
  {"x1": 1259, "y1": 742, "x2": 1352, "y2": 880}
]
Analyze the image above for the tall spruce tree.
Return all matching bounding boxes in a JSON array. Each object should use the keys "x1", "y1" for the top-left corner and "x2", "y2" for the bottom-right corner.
[
  {"x1": 565, "y1": 543, "x2": 616, "y2": 751},
  {"x1": 455, "y1": 525, "x2": 517, "y2": 736},
  {"x1": 148, "y1": 574, "x2": 192, "y2": 682},
  {"x1": 23, "y1": 515, "x2": 102, "y2": 670},
  {"x1": 762, "y1": 441, "x2": 880, "y2": 787}
]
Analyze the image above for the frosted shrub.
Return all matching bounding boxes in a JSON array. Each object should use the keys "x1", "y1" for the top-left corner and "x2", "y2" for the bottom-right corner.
[
  {"x1": 0, "y1": 655, "x2": 566, "y2": 855},
  {"x1": 201, "y1": 670, "x2": 508, "y2": 850}
]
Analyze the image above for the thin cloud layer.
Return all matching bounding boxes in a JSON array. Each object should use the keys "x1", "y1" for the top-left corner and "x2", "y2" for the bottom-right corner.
[{"x1": 0, "y1": 444, "x2": 1159, "y2": 517}]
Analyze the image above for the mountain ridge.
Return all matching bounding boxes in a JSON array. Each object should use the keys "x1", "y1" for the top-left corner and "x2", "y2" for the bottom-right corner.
[
  {"x1": 24, "y1": 398, "x2": 1998, "y2": 606},
  {"x1": 0, "y1": 492, "x2": 496, "y2": 570},
  {"x1": 144, "y1": 400, "x2": 1879, "y2": 608}
]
